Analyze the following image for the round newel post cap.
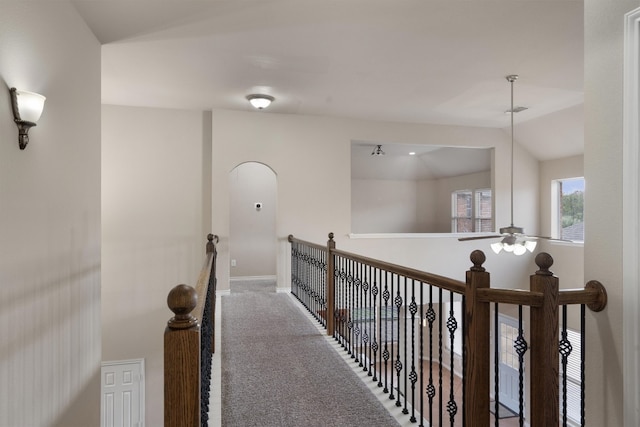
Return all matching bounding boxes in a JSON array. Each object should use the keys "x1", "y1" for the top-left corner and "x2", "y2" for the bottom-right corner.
[
  {"x1": 470, "y1": 250, "x2": 486, "y2": 272},
  {"x1": 328, "y1": 232, "x2": 334, "y2": 241},
  {"x1": 167, "y1": 284, "x2": 198, "y2": 329},
  {"x1": 535, "y1": 252, "x2": 554, "y2": 276}
]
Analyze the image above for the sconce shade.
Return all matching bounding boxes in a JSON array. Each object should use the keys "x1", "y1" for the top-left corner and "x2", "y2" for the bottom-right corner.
[
  {"x1": 10, "y1": 88, "x2": 46, "y2": 150},
  {"x1": 246, "y1": 94, "x2": 274, "y2": 109}
]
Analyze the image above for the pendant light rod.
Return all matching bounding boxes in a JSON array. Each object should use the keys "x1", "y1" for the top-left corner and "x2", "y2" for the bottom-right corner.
[{"x1": 506, "y1": 74, "x2": 518, "y2": 228}]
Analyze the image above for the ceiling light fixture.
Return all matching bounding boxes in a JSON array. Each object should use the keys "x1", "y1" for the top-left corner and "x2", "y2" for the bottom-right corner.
[
  {"x1": 246, "y1": 94, "x2": 274, "y2": 110},
  {"x1": 371, "y1": 145, "x2": 385, "y2": 156},
  {"x1": 458, "y1": 75, "x2": 571, "y2": 255},
  {"x1": 10, "y1": 87, "x2": 46, "y2": 150}
]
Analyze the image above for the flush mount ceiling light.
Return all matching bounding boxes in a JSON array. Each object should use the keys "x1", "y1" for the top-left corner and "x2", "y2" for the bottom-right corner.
[
  {"x1": 458, "y1": 75, "x2": 571, "y2": 255},
  {"x1": 10, "y1": 87, "x2": 46, "y2": 150},
  {"x1": 371, "y1": 145, "x2": 385, "y2": 156},
  {"x1": 246, "y1": 94, "x2": 274, "y2": 110}
]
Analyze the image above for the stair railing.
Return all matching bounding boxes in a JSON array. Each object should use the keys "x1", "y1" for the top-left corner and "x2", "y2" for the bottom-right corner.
[
  {"x1": 164, "y1": 234, "x2": 218, "y2": 427},
  {"x1": 288, "y1": 233, "x2": 607, "y2": 427}
]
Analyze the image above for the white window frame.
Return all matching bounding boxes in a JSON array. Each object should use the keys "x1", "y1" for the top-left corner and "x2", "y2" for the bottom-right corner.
[
  {"x1": 451, "y1": 188, "x2": 492, "y2": 233},
  {"x1": 551, "y1": 177, "x2": 585, "y2": 242}
]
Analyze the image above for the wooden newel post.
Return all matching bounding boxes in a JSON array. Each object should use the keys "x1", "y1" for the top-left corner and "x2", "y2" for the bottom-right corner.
[
  {"x1": 529, "y1": 252, "x2": 559, "y2": 427},
  {"x1": 165, "y1": 284, "x2": 200, "y2": 427},
  {"x1": 326, "y1": 232, "x2": 336, "y2": 336},
  {"x1": 464, "y1": 250, "x2": 490, "y2": 427}
]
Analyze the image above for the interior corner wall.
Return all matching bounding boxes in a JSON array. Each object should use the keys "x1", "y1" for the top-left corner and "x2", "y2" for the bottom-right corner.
[
  {"x1": 584, "y1": 1, "x2": 639, "y2": 425},
  {"x1": 0, "y1": 3, "x2": 101, "y2": 426},
  {"x1": 102, "y1": 105, "x2": 210, "y2": 427}
]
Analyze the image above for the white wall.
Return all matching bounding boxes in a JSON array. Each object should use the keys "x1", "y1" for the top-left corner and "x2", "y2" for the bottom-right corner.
[
  {"x1": 229, "y1": 162, "x2": 277, "y2": 277},
  {"x1": 210, "y1": 109, "x2": 542, "y2": 292},
  {"x1": 0, "y1": 3, "x2": 101, "y2": 426},
  {"x1": 351, "y1": 179, "x2": 418, "y2": 233},
  {"x1": 584, "y1": 1, "x2": 640, "y2": 425},
  {"x1": 102, "y1": 105, "x2": 211, "y2": 427}
]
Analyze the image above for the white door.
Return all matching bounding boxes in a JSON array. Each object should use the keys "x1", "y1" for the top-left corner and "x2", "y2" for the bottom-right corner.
[
  {"x1": 498, "y1": 315, "x2": 522, "y2": 412},
  {"x1": 101, "y1": 359, "x2": 145, "y2": 427}
]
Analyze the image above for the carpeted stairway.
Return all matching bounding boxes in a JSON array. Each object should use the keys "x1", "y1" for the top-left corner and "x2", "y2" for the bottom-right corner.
[{"x1": 221, "y1": 279, "x2": 401, "y2": 427}]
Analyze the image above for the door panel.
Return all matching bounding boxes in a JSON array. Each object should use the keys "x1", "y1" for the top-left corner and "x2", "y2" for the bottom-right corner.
[{"x1": 101, "y1": 359, "x2": 144, "y2": 427}]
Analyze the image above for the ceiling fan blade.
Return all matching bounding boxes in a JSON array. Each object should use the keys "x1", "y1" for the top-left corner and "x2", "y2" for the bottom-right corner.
[
  {"x1": 527, "y1": 235, "x2": 574, "y2": 243},
  {"x1": 458, "y1": 235, "x2": 502, "y2": 242}
]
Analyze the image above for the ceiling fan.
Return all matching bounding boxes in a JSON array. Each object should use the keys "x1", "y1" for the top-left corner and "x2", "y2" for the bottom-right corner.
[{"x1": 458, "y1": 75, "x2": 571, "y2": 255}]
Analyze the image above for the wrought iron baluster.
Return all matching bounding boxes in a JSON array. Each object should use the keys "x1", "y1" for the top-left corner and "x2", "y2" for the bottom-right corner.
[
  {"x1": 426, "y1": 284, "x2": 436, "y2": 426},
  {"x1": 439, "y1": 286, "x2": 444, "y2": 425},
  {"x1": 382, "y1": 272, "x2": 390, "y2": 394},
  {"x1": 389, "y1": 273, "x2": 396, "y2": 402},
  {"x1": 394, "y1": 276, "x2": 404, "y2": 409},
  {"x1": 347, "y1": 259, "x2": 354, "y2": 356},
  {"x1": 494, "y1": 303, "x2": 500, "y2": 427},
  {"x1": 372, "y1": 267, "x2": 380, "y2": 384},
  {"x1": 515, "y1": 305, "x2": 528, "y2": 427},
  {"x1": 362, "y1": 264, "x2": 370, "y2": 374},
  {"x1": 446, "y1": 291, "x2": 458, "y2": 425},
  {"x1": 408, "y1": 279, "x2": 418, "y2": 422},
  {"x1": 559, "y1": 305, "x2": 572, "y2": 427},
  {"x1": 419, "y1": 281, "x2": 425, "y2": 427}
]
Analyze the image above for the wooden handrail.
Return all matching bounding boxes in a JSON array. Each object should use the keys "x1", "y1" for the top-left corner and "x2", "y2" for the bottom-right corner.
[
  {"x1": 164, "y1": 234, "x2": 218, "y2": 427},
  {"x1": 288, "y1": 233, "x2": 608, "y2": 427}
]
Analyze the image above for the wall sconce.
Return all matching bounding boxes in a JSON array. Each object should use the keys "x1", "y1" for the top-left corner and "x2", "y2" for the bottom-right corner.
[{"x1": 10, "y1": 87, "x2": 46, "y2": 150}]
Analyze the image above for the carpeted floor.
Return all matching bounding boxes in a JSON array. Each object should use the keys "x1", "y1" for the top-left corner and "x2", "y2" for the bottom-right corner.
[{"x1": 221, "y1": 279, "x2": 401, "y2": 427}]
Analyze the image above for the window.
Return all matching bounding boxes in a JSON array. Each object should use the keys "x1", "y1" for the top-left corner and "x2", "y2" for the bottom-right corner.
[
  {"x1": 552, "y1": 177, "x2": 585, "y2": 242},
  {"x1": 452, "y1": 188, "x2": 492, "y2": 233}
]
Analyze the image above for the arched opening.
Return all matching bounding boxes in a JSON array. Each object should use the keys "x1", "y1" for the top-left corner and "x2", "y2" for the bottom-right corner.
[{"x1": 228, "y1": 162, "x2": 277, "y2": 286}]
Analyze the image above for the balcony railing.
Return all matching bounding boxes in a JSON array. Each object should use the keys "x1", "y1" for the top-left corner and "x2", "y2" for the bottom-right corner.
[
  {"x1": 288, "y1": 233, "x2": 607, "y2": 427},
  {"x1": 164, "y1": 234, "x2": 218, "y2": 427}
]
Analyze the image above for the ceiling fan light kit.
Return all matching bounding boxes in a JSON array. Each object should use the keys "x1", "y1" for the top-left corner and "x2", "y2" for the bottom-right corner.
[{"x1": 459, "y1": 74, "x2": 567, "y2": 256}]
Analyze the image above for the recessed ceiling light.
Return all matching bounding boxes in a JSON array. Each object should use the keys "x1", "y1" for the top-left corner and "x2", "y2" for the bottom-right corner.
[{"x1": 409, "y1": 152, "x2": 416, "y2": 156}]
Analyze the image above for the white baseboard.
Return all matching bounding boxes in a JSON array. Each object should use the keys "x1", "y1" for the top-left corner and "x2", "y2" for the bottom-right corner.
[{"x1": 229, "y1": 275, "x2": 276, "y2": 282}]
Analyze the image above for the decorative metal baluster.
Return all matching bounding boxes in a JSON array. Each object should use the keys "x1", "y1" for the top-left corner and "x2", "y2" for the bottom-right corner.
[
  {"x1": 408, "y1": 279, "x2": 418, "y2": 422},
  {"x1": 371, "y1": 267, "x2": 379, "y2": 383},
  {"x1": 580, "y1": 304, "x2": 586, "y2": 427},
  {"x1": 362, "y1": 263, "x2": 370, "y2": 373},
  {"x1": 494, "y1": 303, "x2": 500, "y2": 427},
  {"x1": 347, "y1": 259, "x2": 354, "y2": 356},
  {"x1": 382, "y1": 272, "x2": 390, "y2": 394},
  {"x1": 356, "y1": 262, "x2": 364, "y2": 368},
  {"x1": 461, "y1": 295, "x2": 466, "y2": 427},
  {"x1": 394, "y1": 276, "x2": 404, "y2": 408},
  {"x1": 353, "y1": 262, "x2": 361, "y2": 363},
  {"x1": 515, "y1": 305, "x2": 528, "y2": 427},
  {"x1": 419, "y1": 281, "x2": 425, "y2": 427},
  {"x1": 389, "y1": 273, "x2": 396, "y2": 402},
  {"x1": 446, "y1": 291, "x2": 458, "y2": 425},
  {"x1": 559, "y1": 305, "x2": 572, "y2": 427},
  {"x1": 426, "y1": 284, "x2": 436, "y2": 426},
  {"x1": 321, "y1": 248, "x2": 327, "y2": 329},
  {"x1": 439, "y1": 286, "x2": 444, "y2": 426}
]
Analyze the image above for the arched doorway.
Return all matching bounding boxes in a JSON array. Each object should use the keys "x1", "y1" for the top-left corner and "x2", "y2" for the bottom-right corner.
[{"x1": 228, "y1": 162, "x2": 277, "y2": 284}]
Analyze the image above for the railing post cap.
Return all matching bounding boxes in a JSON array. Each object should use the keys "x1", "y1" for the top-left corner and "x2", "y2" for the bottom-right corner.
[
  {"x1": 586, "y1": 280, "x2": 608, "y2": 312},
  {"x1": 288, "y1": 234, "x2": 294, "y2": 242},
  {"x1": 535, "y1": 252, "x2": 554, "y2": 275},
  {"x1": 328, "y1": 232, "x2": 334, "y2": 240},
  {"x1": 167, "y1": 284, "x2": 198, "y2": 329},
  {"x1": 207, "y1": 233, "x2": 214, "y2": 242},
  {"x1": 470, "y1": 250, "x2": 486, "y2": 272}
]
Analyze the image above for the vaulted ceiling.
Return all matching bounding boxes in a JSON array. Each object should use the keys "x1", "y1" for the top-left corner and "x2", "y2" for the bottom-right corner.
[{"x1": 72, "y1": 0, "x2": 584, "y2": 162}]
